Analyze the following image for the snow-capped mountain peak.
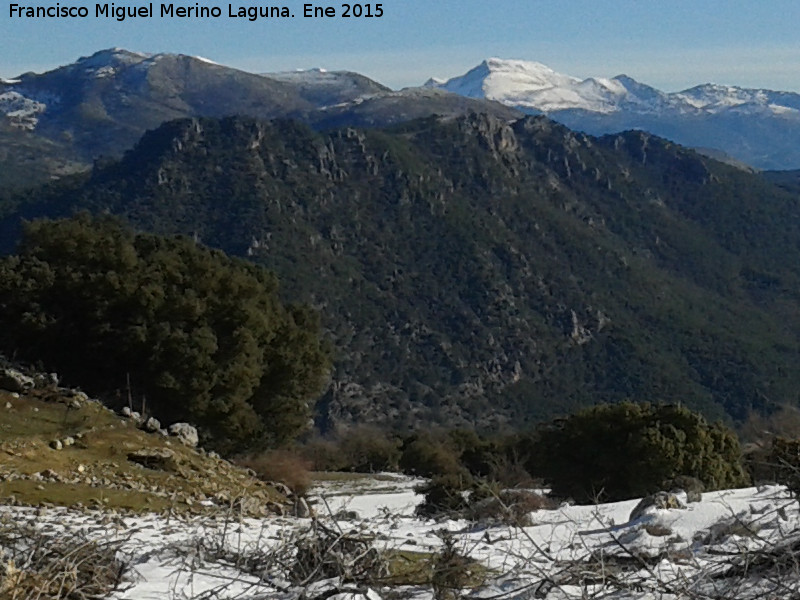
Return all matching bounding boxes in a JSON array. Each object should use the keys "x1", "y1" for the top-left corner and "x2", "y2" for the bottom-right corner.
[
  {"x1": 428, "y1": 57, "x2": 800, "y2": 120},
  {"x1": 428, "y1": 58, "x2": 652, "y2": 114},
  {"x1": 75, "y1": 48, "x2": 151, "y2": 69},
  {"x1": 428, "y1": 58, "x2": 580, "y2": 110}
]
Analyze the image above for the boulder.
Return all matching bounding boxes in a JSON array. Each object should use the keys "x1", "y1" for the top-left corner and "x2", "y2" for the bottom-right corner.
[
  {"x1": 168, "y1": 422, "x2": 199, "y2": 447},
  {"x1": 629, "y1": 491, "x2": 685, "y2": 521},
  {"x1": 142, "y1": 417, "x2": 161, "y2": 433},
  {"x1": 293, "y1": 497, "x2": 312, "y2": 518},
  {"x1": 127, "y1": 448, "x2": 179, "y2": 471},
  {"x1": 0, "y1": 368, "x2": 34, "y2": 394},
  {"x1": 335, "y1": 509, "x2": 361, "y2": 521},
  {"x1": 664, "y1": 475, "x2": 705, "y2": 503},
  {"x1": 32, "y1": 372, "x2": 59, "y2": 388}
]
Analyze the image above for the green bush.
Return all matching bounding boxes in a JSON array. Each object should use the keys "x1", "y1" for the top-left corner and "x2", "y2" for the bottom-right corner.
[
  {"x1": 0, "y1": 215, "x2": 330, "y2": 454},
  {"x1": 415, "y1": 473, "x2": 474, "y2": 517},
  {"x1": 763, "y1": 437, "x2": 800, "y2": 497},
  {"x1": 528, "y1": 402, "x2": 749, "y2": 503},
  {"x1": 399, "y1": 435, "x2": 465, "y2": 478},
  {"x1": 338, "y1": 426, "x2": 401, "y2": 472}
]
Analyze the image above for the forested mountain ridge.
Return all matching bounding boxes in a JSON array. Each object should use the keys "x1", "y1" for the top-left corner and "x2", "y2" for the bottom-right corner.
[{"x1": 3, "y1": 113, "x2": 800, "y2": 431}]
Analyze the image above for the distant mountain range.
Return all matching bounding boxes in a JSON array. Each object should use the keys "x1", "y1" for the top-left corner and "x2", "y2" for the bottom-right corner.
[
  {"x1": 426, "y1": 58, "x2": 800, "y2": 170},
  {"x1": 0, "y1": 48, "x2": 518, "y2": 189},
  {"x1": 3, "y1": 49, "x2": 800, "y2": 192}
]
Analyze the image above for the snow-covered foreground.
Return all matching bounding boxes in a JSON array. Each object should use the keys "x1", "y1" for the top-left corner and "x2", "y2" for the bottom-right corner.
[{"x1": 3, "y1": 476, "x2": 799, "y2": 599}]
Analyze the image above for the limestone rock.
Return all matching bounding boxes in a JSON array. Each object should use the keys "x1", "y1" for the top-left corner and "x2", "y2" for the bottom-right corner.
[
  {"x1": 142, "y1": 417, "x2": 161, "y2": 433},
  {"x1": 33, "y1": 372, "x2": 59, "y2": 388},
  {"x1": 664, "y1": 475, "x2": 705, "y2": 503},
  {"x1": 293, "y1": 497, "x2": 312, "y2": 518},
  {"x1": 629, "y1": 491, "x2": 685, "y2": 521},
  {"x1": 0, "y1": 368, "x2": 34, "y2": 393},
  {"x1": 168, "y1": 422, "x2": 199, "y2": 447},
  {"x1": 49, "y1": 440, "x2": 63, "y2": 451},
  {"x1": 127, "y1": 448, "x2": 179, "y2": 471},
  {"x1": 335, "y1": 509, "x2": 360, "y2": 521}
]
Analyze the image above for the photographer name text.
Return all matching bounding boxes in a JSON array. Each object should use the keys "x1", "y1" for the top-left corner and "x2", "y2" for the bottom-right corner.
[{"x1": 8, "y1": 2, "x2": 384, "y2": 21}]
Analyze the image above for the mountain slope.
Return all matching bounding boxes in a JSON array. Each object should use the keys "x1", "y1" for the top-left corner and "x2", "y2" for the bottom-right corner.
[
  {"x1": 427, "y1": 58, "x2": 800, "y2": 169},
  {"x1": 4, "y1": 114, "x2": 800, "y2": 430}
]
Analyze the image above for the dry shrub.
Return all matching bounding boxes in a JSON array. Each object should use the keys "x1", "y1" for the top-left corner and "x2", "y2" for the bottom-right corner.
[
  {"x1": 740, "y1": 405, "x2": 800, "y2": 444},
  {"x1": 237, "y1": 449, "x2": 313, "y2": 496},
  {"x1": 290, "y1": 520, "x2": 388, "y2": 585},
  {"x1": 0, "y1": 519, "x2": 129, "y2": 599},
  {"x1": 431, "y1": 531, "x2": 482, "y2": 600},
  {"x1": 466, "y1": 488, "x2": 557, "y2": 526},
  {"x1": 484, "y1": 453, "x2": 538, "y2": 488}
]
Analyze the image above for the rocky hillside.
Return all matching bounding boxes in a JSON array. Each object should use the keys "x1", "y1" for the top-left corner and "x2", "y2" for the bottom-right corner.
[
  {"x1": 4, "y1": 113, "x2": 800, "y2": 431},
  {"x1": 0, "y1": 360, "x2": 285, "y2": 516}
]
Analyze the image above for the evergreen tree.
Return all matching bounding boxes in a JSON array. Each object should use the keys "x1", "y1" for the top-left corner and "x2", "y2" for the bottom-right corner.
[
  {"x1": 0, "y1": 215, "x2": 330, "y2": 453},
  {"x1": 528, "y1": 402, "x2": 749, "y2": 503}
]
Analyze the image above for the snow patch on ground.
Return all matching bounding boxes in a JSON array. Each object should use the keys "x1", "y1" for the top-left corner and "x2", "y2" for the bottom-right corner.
[{"x1": 1, "y1": 479, "x2": 798, "y2": 599}]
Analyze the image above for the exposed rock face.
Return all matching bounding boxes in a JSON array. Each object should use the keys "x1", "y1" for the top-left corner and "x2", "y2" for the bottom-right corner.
[
  {"x1": 168, "y1": 422, "x2": 199, "y2": 447},
  {"x1": 5, "y1": 114, "x2": 800, "y2": 432},
  {"x1": 0, "y1": 368, "x2": 34, "y2": 393}
]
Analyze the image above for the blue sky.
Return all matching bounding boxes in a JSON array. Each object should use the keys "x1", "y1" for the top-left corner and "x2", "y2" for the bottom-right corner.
[{"x1": 2, "y1": 0, "x2": 799, "y2": 91}]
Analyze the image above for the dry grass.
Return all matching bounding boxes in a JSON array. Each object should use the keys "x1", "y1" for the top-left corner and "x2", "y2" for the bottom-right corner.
[{"x1": 0, "y1": 389, "x2": 284, "y2": 514}]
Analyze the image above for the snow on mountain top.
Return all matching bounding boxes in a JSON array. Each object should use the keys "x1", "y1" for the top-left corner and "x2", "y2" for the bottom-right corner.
[
  {"x1": 265, "y1": 67, "x2": 339, "y2": 79},
  {"x1": 192, "y1": 55, "x2": 220, "y2": 65},
  {"x1": 76, "y1": 48, "x2": 151, "y2": 68},
  {"x1": 429, "y1": 58, "x2": 640, "y2": 113},
  {"x1": 430, "y1": 58, "x2": 800, "y2": 117},
  {"x1": 264, "y1": 68, "x2": 367, "y2": 88}
]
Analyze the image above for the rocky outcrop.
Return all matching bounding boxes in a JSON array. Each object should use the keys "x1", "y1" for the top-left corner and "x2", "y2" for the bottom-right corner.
[
  {"x1": 0, "y1": 368, "x2": 34, "y2": 394},
  {"x1": 168, "y1": 422, "x2": 199, "y2": 447}
]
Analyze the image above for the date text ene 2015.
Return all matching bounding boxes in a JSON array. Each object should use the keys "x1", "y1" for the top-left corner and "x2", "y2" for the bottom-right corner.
[{"x1": 304, "y1": 4, "x2": 383, "y2": 18}]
